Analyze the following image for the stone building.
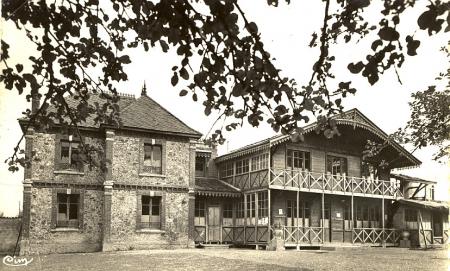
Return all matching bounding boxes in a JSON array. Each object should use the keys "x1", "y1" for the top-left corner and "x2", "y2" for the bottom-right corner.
[{"x1": 19, "y1": 92, "x2": 448, "y2": 255}]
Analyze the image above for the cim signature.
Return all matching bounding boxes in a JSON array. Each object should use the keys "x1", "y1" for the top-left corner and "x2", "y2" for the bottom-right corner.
[{"x1": 2, "y1": 255, "x2": 34, "y2": 267}]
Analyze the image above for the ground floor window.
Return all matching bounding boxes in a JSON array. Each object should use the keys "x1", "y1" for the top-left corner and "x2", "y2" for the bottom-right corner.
[
  {"x1": 354, "y1": 203, "x2": 381, "y2": 228},
  {"x1": 257, "y1": 191, "x2": 268, "y2": 225},
  {"x1": 246, "y1": 194, "x2": 256, "y2": 225},
  {"x1": 140, "y1": 195, "x2": 161, "y2": 229},
  {"x1": 286, "y1": 199, "x2": 311, "y2": 227},
  {"x1": 57, "y1": 193, "x2": 80, "y2": 228},
  {"x1": 235, "y1": 199, "x2": 245, "y2": 226},
  {"x1": 195, "y1": 199, "x2": 206, "y2": 226},
  {"x1": 223, "y1": 202, "x2": 233, "y2": 226},
  {"x1": 405, "y1": 208, "x2": 418, "y2": 229}
]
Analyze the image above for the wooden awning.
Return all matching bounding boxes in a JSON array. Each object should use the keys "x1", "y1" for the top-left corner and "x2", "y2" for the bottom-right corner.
[
  {"x1": 398, "y1": 198, "x2": 448, "y2": 212},
  {"x1": 195, "y1": 178, "x2": 241, "y2": 198},
  {"x1": 391, "y1": 173, "x2": 436, "y2": 185}
]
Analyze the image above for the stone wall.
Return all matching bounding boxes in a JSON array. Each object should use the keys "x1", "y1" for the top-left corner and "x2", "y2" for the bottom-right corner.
[
  {"x1": 0, "y1": 218, "x2": 21, "y2": 254},
  {"x1": 112, "y1": 132, "x2": 190, "y2": 187},
  {"x1": 31, "y1": 131, "x2": 105, "y2": 185},
  {"x1": 20, "y1": 187, "x2": 102, "y2": 255},
  {"x1": 105, "y1": 189, "x2": 189, "y2": 251}
]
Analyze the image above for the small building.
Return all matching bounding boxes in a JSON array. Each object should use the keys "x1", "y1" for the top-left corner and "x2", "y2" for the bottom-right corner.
[{"x1": 18, "y1": 93, "x2": 448, "y2": 254}]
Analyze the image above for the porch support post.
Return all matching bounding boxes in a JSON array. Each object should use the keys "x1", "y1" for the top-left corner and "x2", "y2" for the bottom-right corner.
[
  {"x1": 382, "y1": 178, "x2": 386, "y2": 248},
  {"x1": 321, "y1": 192, "x2": 325, "y2": 244},
  {"x1": 382, "y1": 196, "x2": 385, "y2": 247},
  {"x1": 244, "y1": 193, "x2": 247, "y2": 244},
  {"x1": 255, "y1": 192, "x2": 259, "y2": 245},
  {"x1": 351, "y1": 195, "x2": 354, "y2": 244},
  {"x1": 268, "y1": 189, "x2": 271, "y2": 227},
  {"x1": 296, "y1": 190, "x2": 300, "y2": 250}
]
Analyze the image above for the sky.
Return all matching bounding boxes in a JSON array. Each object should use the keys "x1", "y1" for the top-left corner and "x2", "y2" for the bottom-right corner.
[{"x1": 0, "y1": 1, "x2": 449, "y2": 216}]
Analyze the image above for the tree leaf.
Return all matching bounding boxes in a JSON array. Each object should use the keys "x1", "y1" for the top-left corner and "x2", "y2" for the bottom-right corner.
[
  {"x1": 378, "y1": 27, "x2": 399, "y2": 41},
  {"x1": 347, "y1": 61, "x2": 364, "y2": 74},
  {"x1": 179, "y1": 67, "x2": 189, "y2": 80},
  {"x1": 179, "y1": 89, "x2": 188, "y2": 96},
  {"x1": 171, "y1": 72, "x2": 178, "y2": 86},
  {"x1": 160, "y1": 40, "x2": 169, "y2": 53}
]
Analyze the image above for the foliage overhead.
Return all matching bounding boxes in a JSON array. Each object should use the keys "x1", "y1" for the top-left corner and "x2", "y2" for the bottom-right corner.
[{"x1": 1, "y1": 0, "x2": 449, "y2": 172}]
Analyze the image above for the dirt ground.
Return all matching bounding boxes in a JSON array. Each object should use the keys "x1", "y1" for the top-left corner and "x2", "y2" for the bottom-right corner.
[{"x1": 1, "y1": 247, "x2": 448, "y2": 271}]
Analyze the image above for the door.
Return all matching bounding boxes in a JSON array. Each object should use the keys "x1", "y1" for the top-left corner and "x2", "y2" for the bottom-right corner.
[
  {"x1": 208, "y1": 206, "x2": 221, "y2": 243},
  {"x1": 433, "y1": 212, "x2": 443, "y2": 237}
]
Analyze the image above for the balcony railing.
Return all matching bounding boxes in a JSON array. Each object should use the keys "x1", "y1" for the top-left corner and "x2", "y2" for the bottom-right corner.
[{"x1": 269, "y1": 168, "x2": 403, "y2": 198}]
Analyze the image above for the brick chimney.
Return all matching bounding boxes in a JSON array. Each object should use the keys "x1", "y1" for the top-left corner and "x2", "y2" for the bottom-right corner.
[{"x1": 31, "y1": 91, "x2": 40, "y2": 114}]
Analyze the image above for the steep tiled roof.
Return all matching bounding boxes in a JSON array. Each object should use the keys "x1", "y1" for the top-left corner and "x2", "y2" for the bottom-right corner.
[
  {"x1": 195, "y1": 178, "x2": 240, "y2": 197},
  {"x1": 120, "y1": 95, "x2": 201, "y2": 137},
  {"x1": 35, "y1": 92, "x2": 201, "y2": 138}
]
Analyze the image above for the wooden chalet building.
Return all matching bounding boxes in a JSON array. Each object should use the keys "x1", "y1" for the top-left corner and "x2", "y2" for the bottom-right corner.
[
  {"x1": 193, "y1": 109, "x2": 449, "y2": 249},
  {"x1": 19, "y1": 91, "x2": 448, "y2": 254}
]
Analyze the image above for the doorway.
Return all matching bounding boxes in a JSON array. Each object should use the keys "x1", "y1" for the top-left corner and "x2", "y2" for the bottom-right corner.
[{"x1": 208, "y1": 206, "x2": 221, "y2": 243}]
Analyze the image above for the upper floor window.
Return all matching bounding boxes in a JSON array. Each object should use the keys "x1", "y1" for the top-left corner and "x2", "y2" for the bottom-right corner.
[
  {"x1": 287, "y1": 150, "x2": 311, "y2": 170},
  {"x1": 220, "y1": 162, "x2": 233, "y2": 178},
  {"x1": 236, "y1": 159, "x2": 249, "y2": 175},
  {"x1": 57, "y1": 193, "x2": 80, "y2": 228},
  {"x1": 195, "y1": 153, "x2": 210, "y2": 177},
  {"x1": 140, "y1": 195, "x2": 161, "y2": 229},
  {"x1": 58, "y1": 138, "x2": 83, "y2": 171},
  {"x1": 143, "y1": 144, "x2": 162, "y2": 174},
  {"x1": 327, "y1": 155, "x2": 348, "y2": 175},
  {"x1": 251, "y1": 154, "x2": 269, "y2": 171}
]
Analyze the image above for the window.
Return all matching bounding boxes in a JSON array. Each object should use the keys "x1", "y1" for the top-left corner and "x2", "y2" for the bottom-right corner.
[
  {"x1": 223, "y1": 202, "x2": 233, "y2": 226},
  {"x1": 235, "y1": 199, "x2": 245, "y2": 226},
  {"x1": 59, "y1": 139, "x2": 82, "y2": 171},
  {"x1": 287, "y1": 150, "x2": 311, "y2": 170},
  {"x1": 57, "y1": 193, "x2": 80, "y2": 228},
  {"x1": 194, "y1": 199, "x2": 206, "y2": 226},
  {"x1": 286, "y1": 200, "x2": 298, "y2": 226},
  {"x1": 143, "y1": 144, "x2": 162, "y2": 174},
  {"x1": 257, "y1": 191, "x2": 268, "y2": 225},
  {"x1": 236, "y1": 159, "x2": 249, "y2": 174},
  {"x1": 246, "y1": 193, "x2": 255, "y2": 225},
  {"x1": 140, "y1": 195, "x2": 161, "y2": 229},
  {"x1": 223, "y1": 203, "x2": 233, "y2": 219},
  {"x1": 220, "y1": 163, "x2": 233, "y2": 178},
  {"x1": 326, "y1": 155, "x2": 348, "y2": 175},
  {"x1": 195, "y1": 155, "x2": 208, "y2": 177},
  {"x1": 251, "y1": 154, "x2": 269, "y2": 171},
  {"x1": 405, "y1": 208, "x2": 417, "y2": 222}
]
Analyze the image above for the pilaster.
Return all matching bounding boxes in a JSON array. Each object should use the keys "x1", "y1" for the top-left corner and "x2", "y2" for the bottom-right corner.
[{"x1": 102, "y1": 130, "x2": 115, "y2": 250}]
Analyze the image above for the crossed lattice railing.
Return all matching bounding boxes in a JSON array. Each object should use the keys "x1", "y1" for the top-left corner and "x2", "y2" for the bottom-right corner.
[
  {"x1": 282, "y1": 226, "x2": 324, "y2": 244},
  {"x1": 352, "y1": 228, "x2": 400, "y2": 244},
  {"x1": 269, "y1": 168, "x2": 403, "y2": 198}
]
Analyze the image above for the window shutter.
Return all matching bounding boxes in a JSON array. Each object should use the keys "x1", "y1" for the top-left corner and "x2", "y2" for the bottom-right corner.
[
  {"x1": 160, "y1": 193, "x2": 166, "y2": 231},
  {"x1": 136, "y1": 192, "x2": 142, "y2": 229},
  {"x1": 54, "y1": 134, "x2": 62, "y2": 171},
  {"x1": 78, "y1": 190, "x2": 85, "y2": 230},
  {"x1": 161, "y1": 140, "x2": 166, "y2": 175},
  {"x1": 51, "y1": 189, "x2": 57, "y2": 229}
]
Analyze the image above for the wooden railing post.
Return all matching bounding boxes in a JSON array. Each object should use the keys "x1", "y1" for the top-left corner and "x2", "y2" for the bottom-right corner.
[{"x1": 382, "y1": 181, "x2": 386, "y2": 247}]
